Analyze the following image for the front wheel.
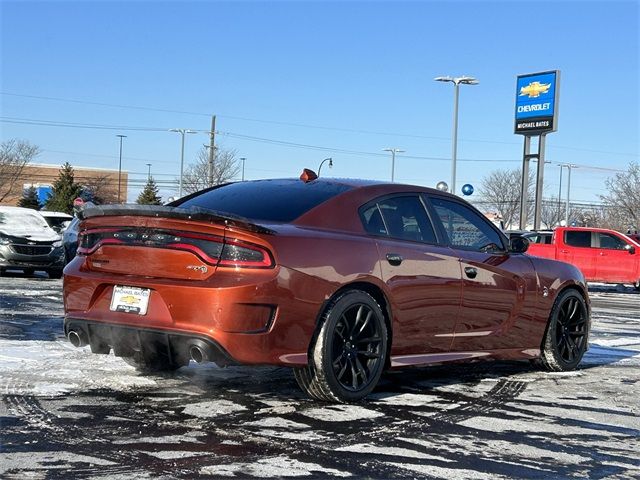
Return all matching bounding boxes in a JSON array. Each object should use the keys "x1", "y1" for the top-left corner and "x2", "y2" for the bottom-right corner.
[
  {"x1": 294, "y1": 290, "x2": 388, "y2": 403},
  {"x1": 539, "y1": 289, "x2": 589, "y2": 371}
]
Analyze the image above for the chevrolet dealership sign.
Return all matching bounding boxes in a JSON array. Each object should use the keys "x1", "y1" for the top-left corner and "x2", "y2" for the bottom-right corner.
[{"x1": 514, "y1": 70, "x2": 560, "y2": 134}]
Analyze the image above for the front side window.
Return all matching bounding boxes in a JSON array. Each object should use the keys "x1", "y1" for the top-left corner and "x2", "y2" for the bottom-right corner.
[
  {"x1": 361, "y1": 196, "x2": 437, "y2": 243},
  {"x1": 598, "y1": 233, "x2": 627, "y2": 250},
  {"x1": 429, "y1": 197, "x2": 504, "y2": 252}
]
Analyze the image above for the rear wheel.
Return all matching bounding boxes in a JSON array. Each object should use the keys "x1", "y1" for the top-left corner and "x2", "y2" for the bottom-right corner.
[
  {"x1": 539, "y1": 289, "x2": 589, "y2": 371},
  {"x1": 294, "y1": 290, "x2": 387, "y2": 402}
]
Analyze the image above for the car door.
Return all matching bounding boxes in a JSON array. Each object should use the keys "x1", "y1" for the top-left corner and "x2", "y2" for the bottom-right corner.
[
  {"x1": 360, "y1": 195, "x2": 462, "y2": 355},
  {"x1": 560, "y1": 230, "x2": 597, "y2": 280},
  {"x1": 425, "y1": 195, "x2": 538, "y2": 352},
  {"x1": 594, "y1": 231, "x2": 637, "y2": 283}
]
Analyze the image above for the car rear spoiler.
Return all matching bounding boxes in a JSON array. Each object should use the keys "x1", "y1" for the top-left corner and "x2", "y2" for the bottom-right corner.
[{"x1": 78, "y1": 205, "x2": 276, "y2": 235}]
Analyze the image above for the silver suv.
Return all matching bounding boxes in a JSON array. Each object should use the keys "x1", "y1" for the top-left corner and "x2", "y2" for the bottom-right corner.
[{"x1": 0, "y1": 206, "x2": 65, "y2": 278}]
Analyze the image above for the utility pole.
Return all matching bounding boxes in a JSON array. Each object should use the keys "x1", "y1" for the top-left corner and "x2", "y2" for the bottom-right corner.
[
  {"x1": 208, "y1": 115, "x2": 216, "y2": 187},
  {"x1": 146, "y1": 163, "x2": 152, "y2": 181}
]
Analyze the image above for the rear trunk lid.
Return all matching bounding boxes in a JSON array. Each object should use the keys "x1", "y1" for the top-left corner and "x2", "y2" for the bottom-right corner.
[{"x1": 77, "y1": 205, "x2": 275, "y2": 280}]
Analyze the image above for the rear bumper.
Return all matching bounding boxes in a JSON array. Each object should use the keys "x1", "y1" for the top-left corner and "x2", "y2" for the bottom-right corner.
[
  {"x1": 65, "y1": 318, "x2": 237, "y2": 367},
  {"x1": 62, "y1": 260, "x2": 337, "y2": 366}
]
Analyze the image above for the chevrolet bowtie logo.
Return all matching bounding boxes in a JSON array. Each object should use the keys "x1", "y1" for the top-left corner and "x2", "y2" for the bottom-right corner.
[
  {"x1": 120, "y1": 295, "x2": 140, "y2": 305},
  {"x1": 519, "y1": 81, "x2": 551, "y2": 98}
]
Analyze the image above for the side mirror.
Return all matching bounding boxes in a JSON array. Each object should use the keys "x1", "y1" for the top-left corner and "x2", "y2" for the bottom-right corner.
[
  {"x1": 624, "y1": 244, "x2": 636, "y2": 255},
  {"x1": 510, "y1": 236, "x2": 530, "y2": 254}
]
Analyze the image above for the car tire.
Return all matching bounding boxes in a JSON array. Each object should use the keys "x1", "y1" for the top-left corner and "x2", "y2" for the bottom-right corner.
[
  {"x1": 634, "y1": 280, "x2": 640, "y2": 292},
  {"x1": 48, "y1": 269, "x2": 63, "y2": 279},
  {"x1": 294, "y1": 290, "x2": 388, "y2": 402},
  {"x1": 123, "y1": 352, "x2": 182, "y2": 373},
  {"x1": 538, "y1": 289, "x2": 589, "y2": 371}
]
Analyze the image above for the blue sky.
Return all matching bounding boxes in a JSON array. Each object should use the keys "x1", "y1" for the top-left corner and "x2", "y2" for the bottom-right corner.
[{"x1": 1, "y1": 0, "x2": 638, "y2": 203}]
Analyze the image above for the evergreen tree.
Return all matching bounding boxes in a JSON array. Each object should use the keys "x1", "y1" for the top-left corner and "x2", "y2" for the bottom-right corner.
[
  {"x1": 136, "y1": 177, "x2": 162, "y2": 205},
  {"x1": 44, "y1": 162, "x2": 83, "y2": 214},
  {"x1": 17, "y1": 185, "x2": 42, "y2": 210}
]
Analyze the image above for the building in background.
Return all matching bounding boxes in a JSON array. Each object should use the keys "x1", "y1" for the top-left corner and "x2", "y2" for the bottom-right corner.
[{"x1": 0, "y1": 164, "x2": 128, "y2": 206}]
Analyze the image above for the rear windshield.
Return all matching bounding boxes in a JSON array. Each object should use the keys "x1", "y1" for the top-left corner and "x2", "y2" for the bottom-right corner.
[{"x1": 174, "y1": 179, "x2": 352, "y2": 222}]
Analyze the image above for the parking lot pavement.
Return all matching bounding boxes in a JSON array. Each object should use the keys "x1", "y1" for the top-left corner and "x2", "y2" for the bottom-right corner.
[{"x1": 0, "y1": 274, "x2": 639, "y2": 479}]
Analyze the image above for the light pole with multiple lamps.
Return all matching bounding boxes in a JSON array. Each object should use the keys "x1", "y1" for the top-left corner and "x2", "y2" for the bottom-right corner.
[
  {"x1": 434, "y1": 75, "x2": 478, "y2": 195},
  {"x1": 317, "y1": 157, "x2": 332, "y2": 177},
  {"x1": 383, "y1": 148, "x2": 405, "y2": 182},
  {"x1": 116, "y1": 134, "x2": 127, "y2": 203},
  {"x1": 169, "y1": 128, "x2": 197, "y2": 198},
  {"x1": 239, "y1": 157, "x2": 246, "y2": 181}
]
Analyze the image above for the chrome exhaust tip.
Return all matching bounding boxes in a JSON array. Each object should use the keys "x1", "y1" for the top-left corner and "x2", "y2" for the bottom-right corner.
[
  {"x1": 68, "y1": 330, "x2": 86, "y2": 348},
  {"x1": 189, "y1": 345, "x2": 207, "y2": 364}
]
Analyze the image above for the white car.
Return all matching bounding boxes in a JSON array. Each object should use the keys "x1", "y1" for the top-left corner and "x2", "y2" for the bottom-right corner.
[{"x1": 0, "y1": 206, "x2": 65, "y2": 278}]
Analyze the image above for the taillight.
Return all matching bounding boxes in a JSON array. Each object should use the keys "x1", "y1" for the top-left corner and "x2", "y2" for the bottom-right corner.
[
  {"x1": 219, "y1": 240, "x2": 274, "y2": 268},
  {"x1": 77, "y1": 228, "x2": 274, "y2": 268}
]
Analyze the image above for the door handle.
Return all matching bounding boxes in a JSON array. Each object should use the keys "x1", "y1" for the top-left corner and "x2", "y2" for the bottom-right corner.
[
  {"x1": 560, "y1": 249, "x2": 569, "y2": 254},
  {"x1": 464, "y1": 267, "x2": 478, "y2": 279},
  {"x1": 386, "y1": 253, "x2": 403, "y2": 266}
]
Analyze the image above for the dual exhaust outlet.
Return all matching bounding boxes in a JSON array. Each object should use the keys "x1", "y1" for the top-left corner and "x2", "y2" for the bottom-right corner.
[{"x1": 67, "y1": 329, "x2": 209, "y2": 364}]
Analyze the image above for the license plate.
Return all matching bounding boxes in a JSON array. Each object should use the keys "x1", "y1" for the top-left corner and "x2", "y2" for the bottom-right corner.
[{"x1": 110, "y1": 285, "x2": 150, "y2": 315}]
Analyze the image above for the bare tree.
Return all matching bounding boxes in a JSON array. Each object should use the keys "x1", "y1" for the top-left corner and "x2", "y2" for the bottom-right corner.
[
  {"x1": 477, "y1": 168, "x2": 534, "y2": 229},
  {"x1": 0, "y1": 139, "x2": 40, "y2": 202},
  {"x1": 600, "y1": 161, "x2": 640, "y2": 232},
  {"x1": 540, "y1": 197, "x2": 565, "y2": 229},
  {"x1": 180, "y1": 146, "x2": 240, "y2": 195},
  {"x1": 81, "y1": 173, "x2": 119, "y2": 204}
]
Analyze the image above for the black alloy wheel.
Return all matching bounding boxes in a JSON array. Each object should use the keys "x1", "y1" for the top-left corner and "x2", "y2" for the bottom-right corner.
[
  {"x1": 294, "y1": 290, "x2": 388, "y2": 402},
  {"x1": 330, "y1": 303, "x2": 384, "y2": 392},
  {"x1": 539, "y1": 289, "x2": 589, "y2": 371}
]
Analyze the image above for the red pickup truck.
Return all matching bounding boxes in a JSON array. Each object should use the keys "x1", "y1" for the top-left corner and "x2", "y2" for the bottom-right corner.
[{"x1": 527, "y1": 227, "x2": 640, "y2": 290}]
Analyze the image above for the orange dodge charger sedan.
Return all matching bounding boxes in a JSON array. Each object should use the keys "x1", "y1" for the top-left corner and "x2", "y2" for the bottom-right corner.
[{"x1": 63, "y1": 175, "x2": 590, "y2": 402}]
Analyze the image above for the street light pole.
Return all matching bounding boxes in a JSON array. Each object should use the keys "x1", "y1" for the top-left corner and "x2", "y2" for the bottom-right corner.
[
  {"x1": 563, "y1": 164, "x2": 577, "y2": 225},
  {"x1": 434, "y1": 75, "x2": 478, "y2": 195},
  {"x1": 116, "y1": 134, "x2": 127, "y2": 203},
  {"x1": 146, "y1": 163, "x2": 152, "y2": 181},
  {"x1": 169, "y1": 128, "x2": 197, "y2": 198},
  {"x1": 558, "y1": 164, "x2": 564, "y2": 223},
  {"x1": 240, "y1": 157, "x2": 246, "y2": 181},
  {"x1": 383, "y1": 148, "x2": 405, "y2": 182}
]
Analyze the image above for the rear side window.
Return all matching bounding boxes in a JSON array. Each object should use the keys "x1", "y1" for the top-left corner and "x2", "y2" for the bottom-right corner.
[
  {"x1": 565, "y1": 231, "x2": 591, "y2": 248},
  {"x1": 361, "y1": 196, "x2": 437, "y2": 243},
  {"x1": 174, "y1": 180, "x2": 352, "y2": 223},
  {"x1": 429, "y1": 197, "x2": 504, "y2": 251}
]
